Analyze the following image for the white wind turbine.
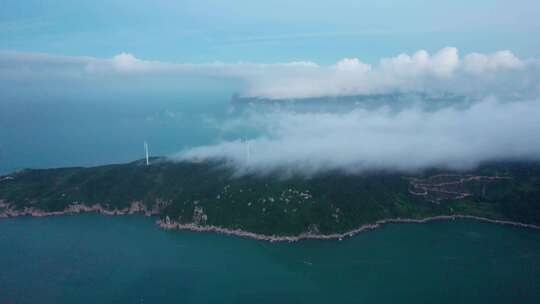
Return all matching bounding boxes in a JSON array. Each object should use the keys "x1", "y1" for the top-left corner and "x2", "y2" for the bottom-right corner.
[
  {"x1": 144, "y1": 141, "x2": 150, "y2": 166},
  {"x1": 245, "y1": 139, "x2": 251, "y2": 165}
]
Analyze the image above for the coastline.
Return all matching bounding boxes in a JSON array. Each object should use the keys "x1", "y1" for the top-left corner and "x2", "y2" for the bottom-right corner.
[
  {"x1": 156, "y1": 215, "x2": 540, "y2": 242},
  {"x1": 2, "y1": 200, "x2": 537, "y2": 242}
]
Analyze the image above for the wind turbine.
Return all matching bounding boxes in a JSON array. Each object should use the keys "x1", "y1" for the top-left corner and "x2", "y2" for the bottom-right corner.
[
  {"x1": 246, "y1": 139, "x2": 252, "y2": 165},
  {"x1": 144, "y1": 141, "x2": 149, "y2": 166}
]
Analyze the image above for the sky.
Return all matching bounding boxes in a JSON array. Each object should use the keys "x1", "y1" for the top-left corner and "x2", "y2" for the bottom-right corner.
[
  {"x1": 2, "y1": 0, "x2": 540, "y2": 63},
  {"x1": 1, "y1": 0, "x2": 540, "y2": 174}
]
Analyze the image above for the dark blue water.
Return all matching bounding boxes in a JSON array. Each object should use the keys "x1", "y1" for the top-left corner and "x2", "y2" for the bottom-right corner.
[{"x1": 1, "y1": 215, "x2": 539, "y2": 303}]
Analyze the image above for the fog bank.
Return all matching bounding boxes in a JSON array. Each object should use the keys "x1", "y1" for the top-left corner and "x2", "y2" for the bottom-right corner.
[{"x1": 176, "y1": 98, "x2": 540, "y2": 175}]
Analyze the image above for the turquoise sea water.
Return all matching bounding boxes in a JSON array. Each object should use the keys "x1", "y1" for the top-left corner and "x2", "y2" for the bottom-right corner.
[{"x1": 0, "y1": 215, "x2": 539, "y2": 303}]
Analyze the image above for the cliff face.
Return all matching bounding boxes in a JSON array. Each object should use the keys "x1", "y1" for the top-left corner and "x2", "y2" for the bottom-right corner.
[{"x1": 1, "y1": 159, "x2": 540, "y2": 236}]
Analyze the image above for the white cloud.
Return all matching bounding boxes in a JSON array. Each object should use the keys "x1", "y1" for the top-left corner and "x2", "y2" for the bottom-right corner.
[
  {"x1": 463, "y1": 50, "x2": 525, "y2": 75},
  {"x1": 1, "y1": 47, "x2": 539, "y2": 100},
  {"x1": 430, "y1": 47, "x2": 460, "y2": 77},
  {"x1": 334, "y1": 58, "x2": 371, "y2": 72},
  {"x1": 176, "y1": 98, "x2": 540, "y2": 175},
  {"x1": 2, "y1": 49, "x2": 540, "y2": 175},
  {"x1": 241, "y1": 47, "x2": 538, "y2": 99},
  {"x1": 378, "y1": 47, "x2": 459, "y2": 78},
  {"x1": 111, "y1": 52, "x2": 143, "y2": 72}
]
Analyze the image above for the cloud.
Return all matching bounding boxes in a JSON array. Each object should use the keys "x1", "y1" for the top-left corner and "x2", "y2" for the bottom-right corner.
[
  {"x1": 2, "y1": 48, "x2": 539, "y2": 175},
  {"x1": 1, "y1": 47, "x2": 538, "y2": 101},
  {"x1": 242, "y1": 48, "x2": 539, "y2": 99},
  {"x1": 176, "y1": 98, "x2": 540, "y2": 175},
  {"x1": 463, "y1": 51, "x2": 525, "y2": 75},
  {"x1": 111, "y1": 52, "x2": 146, "y2": 72},
  {"x1": 334, "y1": 58, "x2": 371, "y2": 72},
  {"x1": 378, "y1": 47, "x2": 459, "y2": 78}
]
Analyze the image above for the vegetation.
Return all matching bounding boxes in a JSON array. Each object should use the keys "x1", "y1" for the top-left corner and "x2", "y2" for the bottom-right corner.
[{"x1": 1, "y1": 159, "x2": 540, "y2": 235}]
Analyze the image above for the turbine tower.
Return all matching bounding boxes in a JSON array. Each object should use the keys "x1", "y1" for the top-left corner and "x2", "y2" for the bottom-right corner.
[
  {"x1": 245, "y1": 139, "x2": 251, "y2": 165},
  {"x1": 144, "y1": 141, "x2": 149, "y2": 166}
]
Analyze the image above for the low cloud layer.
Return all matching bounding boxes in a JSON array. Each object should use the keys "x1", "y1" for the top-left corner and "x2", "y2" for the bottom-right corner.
[
  {"x1": 242, "y1": 48, "x2": 540, "y2": 100},
  {"x1": 177, "y1": 98, "x2": 540, "y2": 175},
  {"x1": 2, "y1": 48, "x2": 540, "y2": 175},
  {"x1": 1, "y1": 48, "x2": 539, "y2": 101}
]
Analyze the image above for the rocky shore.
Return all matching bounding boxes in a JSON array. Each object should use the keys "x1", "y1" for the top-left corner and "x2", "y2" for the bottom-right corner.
[
  {"x1": 156, "y1": 214, "x2": 540, "y2": 243},
  {"x1": 1, "y1": 199, "x2": 538, "y2": 242}
]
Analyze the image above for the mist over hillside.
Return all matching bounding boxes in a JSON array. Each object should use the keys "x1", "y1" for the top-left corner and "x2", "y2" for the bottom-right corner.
[
  {"x1": 177, "y1": 94, "x2": 540, "y2": 175},
  {"x1": 2, "y1": 48, "x2": 540, "y2": 175}
]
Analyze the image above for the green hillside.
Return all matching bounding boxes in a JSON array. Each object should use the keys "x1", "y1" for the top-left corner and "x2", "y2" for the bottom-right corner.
[{"x1": 1, "y1": 159, "x2": 539, "y2": 236}]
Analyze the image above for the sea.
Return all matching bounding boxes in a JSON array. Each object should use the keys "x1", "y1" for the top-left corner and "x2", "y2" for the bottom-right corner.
[
  {"x1": 1, "y1": 82, "x2": 540, "y2": 303},
  {"x1": 0, "y1": 215, "x2": 539, "y2": 303}
]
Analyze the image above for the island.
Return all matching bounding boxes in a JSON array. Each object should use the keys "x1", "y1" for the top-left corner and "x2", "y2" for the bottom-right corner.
[{"x1": 1, "y1": 158, "x2": 539, "y2": 241}]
